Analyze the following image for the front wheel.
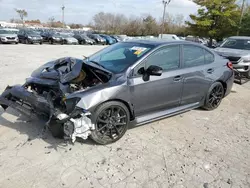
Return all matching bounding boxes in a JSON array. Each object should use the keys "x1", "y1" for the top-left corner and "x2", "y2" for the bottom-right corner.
[
  {"x1": 91, "y1": 101, "x2": 130, "y2": 145},
  {"x1": 203, "y1": 82, "x2": 224, "y2": 111}
]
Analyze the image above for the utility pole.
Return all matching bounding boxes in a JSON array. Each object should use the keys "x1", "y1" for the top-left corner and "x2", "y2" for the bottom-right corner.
[
  {"x1": 161, "y1": 0, "x2": 171, "y2": 38},
  {"x1": 62, "y1": 4, "x2": 65, "y2": 28},
  {"x1": 237, "y1": 0, "x2": 246, "y2": 36}
]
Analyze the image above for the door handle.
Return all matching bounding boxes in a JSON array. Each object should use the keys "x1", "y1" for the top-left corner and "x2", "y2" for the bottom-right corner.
[
  {"x1": 173, "y1": 75, "x2": 182, "y2": 82},
  {"x1": 207, "y1": 68, "x2": 214, "y2": 74}
]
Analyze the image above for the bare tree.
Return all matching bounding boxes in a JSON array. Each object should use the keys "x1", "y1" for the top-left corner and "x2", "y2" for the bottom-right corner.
[
  {"x1": 48, "y1": 16, "x2": 55, "y2": 27},
  {"x1": 92, "y1": 12, "x2": 186, "y2": 36},
  {"x1": 15, "y1": 9, "x2": 28, "y2": 25}
]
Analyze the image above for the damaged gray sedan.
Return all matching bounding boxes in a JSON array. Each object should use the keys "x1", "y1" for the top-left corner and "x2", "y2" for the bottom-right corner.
[{"x1": 0, "y1": 40, "x2": 234, "y2": 144}]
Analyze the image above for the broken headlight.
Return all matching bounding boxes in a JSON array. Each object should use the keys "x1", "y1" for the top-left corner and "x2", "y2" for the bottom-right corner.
[{"x1": 65, "y1": 97, "x2": 81, "y2": 114}]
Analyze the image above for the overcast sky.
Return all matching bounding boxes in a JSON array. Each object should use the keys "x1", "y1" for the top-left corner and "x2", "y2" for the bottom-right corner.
[{"x1": 0, "y1": 0, "x2": 200, "y2": 24}]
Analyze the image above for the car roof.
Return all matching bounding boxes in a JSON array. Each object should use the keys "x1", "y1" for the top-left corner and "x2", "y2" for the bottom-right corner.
[
  {"x1": 228, "y1": 36, "x2": 250, "y2": 40},
  {"x1": 123, "y1": 39, "x2": 197, "y2": 47}
]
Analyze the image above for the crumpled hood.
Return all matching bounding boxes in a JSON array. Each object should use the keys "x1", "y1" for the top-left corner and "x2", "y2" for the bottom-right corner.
[
  {"x1": 31, "y1": 57, "x2": 112, "y2": 84},
  {"x1": 214, "y1": 47, "x2": 250, "y2": 57}
]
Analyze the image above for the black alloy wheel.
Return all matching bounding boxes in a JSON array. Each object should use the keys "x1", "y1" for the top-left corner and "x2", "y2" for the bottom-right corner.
[
  {"x1": 91, "y1": 101, "x2": 130, "y2": 145},
  {"x1": 203, "y1": 82, "x2": 224, "y2": 110}
]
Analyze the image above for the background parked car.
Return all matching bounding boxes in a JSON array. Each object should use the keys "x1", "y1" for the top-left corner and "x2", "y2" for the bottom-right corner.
[
  {"x1": 18, "y1": 30, "x2": 43, "y2": 44},
  {"x1": 158, "y1": 34, "x2": 180, "y2": 40},
  {"x1": 73, "y1": 34, "x2": 95, "y2": 45},
  {"x1": 87, "y1": 33, "x2": 106, "y2": 45},
  {"x1": 110, "y1": 35, "x2": 121, "y2": 42},
  {"x1": 59, "y1": 33, "x2": 78, "y2": 45},
  {"x1": 214, "y1": 36, "x2": 250, "y2": 78},
  {"x1": 99, "y1": 34, "x2": 116, "y2": 45},
  {"x1": 0, "y1": 28, "x2": 19, "y2": 44},
  {"x1": 43, "y1": 32, "x2": 63, "y2": 45}
]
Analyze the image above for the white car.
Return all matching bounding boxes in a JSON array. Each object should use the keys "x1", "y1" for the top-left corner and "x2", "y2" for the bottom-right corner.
[
  {"x1": 158, "y1": 34, "x2": 180, "y2": 40},
  {"x1": 0, "y1": 28, "x2": 19, "y2": 44}
]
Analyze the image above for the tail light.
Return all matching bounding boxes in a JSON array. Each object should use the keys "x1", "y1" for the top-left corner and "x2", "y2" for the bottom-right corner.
[{"x1": 227, "y1": 61, "x2": 233, "y2": 70}]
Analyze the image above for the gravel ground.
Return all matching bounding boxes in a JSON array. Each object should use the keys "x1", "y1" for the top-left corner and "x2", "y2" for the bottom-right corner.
[{"x1": 0, "y1": 44, "x2": 249, "y2": 188}]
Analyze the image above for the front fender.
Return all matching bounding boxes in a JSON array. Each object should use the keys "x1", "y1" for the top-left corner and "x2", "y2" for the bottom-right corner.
[{"x1": 70, "y1": 84, "x2": 131, "y2": 112}]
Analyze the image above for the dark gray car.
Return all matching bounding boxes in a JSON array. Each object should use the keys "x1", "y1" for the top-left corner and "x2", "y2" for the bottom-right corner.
[
  {"x1": 214, "y1": 36, "x2": 250, "y2": 78},
  {"x1": 0, "y1": 40, "x2": 234, "y2": 145}
]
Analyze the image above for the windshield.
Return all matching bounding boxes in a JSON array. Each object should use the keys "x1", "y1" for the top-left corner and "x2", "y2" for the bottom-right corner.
[
  {"x1": 221, "y1": 38, "x2": 250, "y2": 50},
  {"x1": 60, "y1": 33, "x2": 72, "y2": 38},
  {"x1": 0, "y1": 30, "x2": 18, "y2": 34},
  {"x1": 82, "y1": 35, "x2": 90, "y2": 39},
  {"x1": 88, "y1": 42, "x2": 153, "y2": 73},
  {"x1": 53, "y1": 33, "x2": 61, "y2": 37}
]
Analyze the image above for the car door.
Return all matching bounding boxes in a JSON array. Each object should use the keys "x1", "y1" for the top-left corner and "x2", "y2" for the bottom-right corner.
[
  {"x1": 128, "y1": 45, "x2": 183, "y2": 116},
  {"x1": 180, "y1": 44, "x2": 214, "y2": 105}
]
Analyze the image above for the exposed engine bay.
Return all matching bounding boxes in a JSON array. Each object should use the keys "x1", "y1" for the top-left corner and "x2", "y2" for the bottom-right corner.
[{"x1": 0, "y1": 57, "x2": 111, "y2": 142}]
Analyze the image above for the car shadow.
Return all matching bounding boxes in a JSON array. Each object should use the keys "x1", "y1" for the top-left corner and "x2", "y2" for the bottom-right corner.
[{"x1": 0, "y1": 108, "x2": 96, "y2": 150}]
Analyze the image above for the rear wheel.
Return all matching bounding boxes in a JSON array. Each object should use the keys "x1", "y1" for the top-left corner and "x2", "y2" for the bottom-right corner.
[
  {"x1": 203, "y1": 82, "x2": 224, "y2": 110},
  {"x1": 91, "y1": 101, "x2": 130, "y2": 145}
]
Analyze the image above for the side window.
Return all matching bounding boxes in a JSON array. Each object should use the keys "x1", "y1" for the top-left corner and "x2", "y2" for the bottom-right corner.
[
  {"x1": 204, "y1": 50, "x2": 214, "y2": 63},
  {"x1": 183, "y1": 45, "x2": 205, "y2": 67},
  {"x1": 133, "y1": 62, "x2": 145, "y2": 77},
  {"x1": 145, "y1": 45, "x2": 180, "y2": 71}
]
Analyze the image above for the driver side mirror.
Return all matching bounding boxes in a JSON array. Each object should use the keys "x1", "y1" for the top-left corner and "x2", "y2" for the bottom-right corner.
[{"x1": 137, "y1": 65, "x2": 163, "y2": 81}]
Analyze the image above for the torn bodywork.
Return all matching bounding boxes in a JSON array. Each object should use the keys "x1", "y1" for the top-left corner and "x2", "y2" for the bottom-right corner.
[{"x1": 0, "y1": 57, "x2": 111, "y2": 142}]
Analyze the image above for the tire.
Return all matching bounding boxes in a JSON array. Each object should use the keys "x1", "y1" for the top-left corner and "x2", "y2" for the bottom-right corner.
[
  {"x1": 203, "y1": 82, "x2": 224, "y2": 111},
  {"x1": 91, "y1": 101, "x2": 130, "y2": 145},
  {"x1": 15, "y1": 42, "x2": 18, "y2": 44},
  {"x1": 49, "y1": 39, "x2": 53, "y2": 44},
  {"x1": 39, "y1": 42, "x2": 43, "y2": 45}
]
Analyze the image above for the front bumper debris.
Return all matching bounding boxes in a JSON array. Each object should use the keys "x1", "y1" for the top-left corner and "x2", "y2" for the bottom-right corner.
[
  {"x1": 0, "y1": 85, "x2": 94, "y2": 142},
  {"x1": 57, "y1": 112, "x2": 94, "y2": 142}
]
